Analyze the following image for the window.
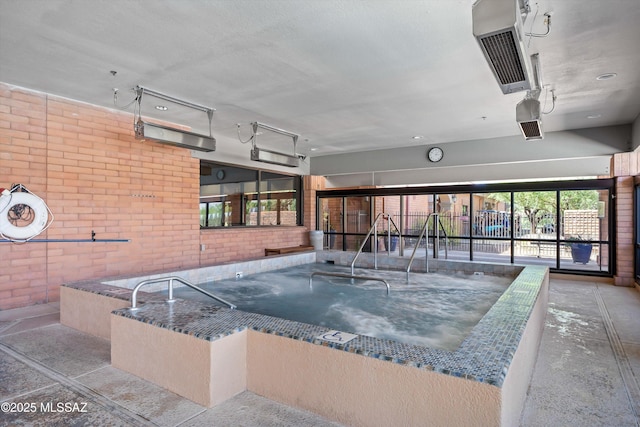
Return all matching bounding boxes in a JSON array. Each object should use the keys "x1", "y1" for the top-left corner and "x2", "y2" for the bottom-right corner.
[
  {"x1": 200, "y1": 162, "x2": 302, "y2": 228},
  {"x1": 317, "y1": 179, "x2": 614, "y2": 276}
]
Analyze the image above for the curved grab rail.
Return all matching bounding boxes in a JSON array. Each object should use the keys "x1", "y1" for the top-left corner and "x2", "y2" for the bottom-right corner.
[
  {"x1": 406, "y1": 219, "x2": 430, "y2": 281},
  {"x1": 130, "y1": 276, "x2": 236, "y2": 310},
  {"x1": 406, "y1": 213, "x2": 449, "y2": 281},
  {"x1": 351, "y1": 212, "x2": 401, "y2": 275},
  {"x1": 309, "y1": 271, "x2": 390, "y2": 295}
]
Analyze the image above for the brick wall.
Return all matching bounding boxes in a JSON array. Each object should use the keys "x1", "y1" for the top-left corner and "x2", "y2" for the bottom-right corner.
[
  {"x1": 0, "y1": 83, "x2": 309, "y2": 309},
  {"x1": 199, "y1": 227, "x2": 309, "y2": 264},
  {"x1": 303, "y1": 175, "x2": 326, "y2": 230},
  {"x1": 611, "y1": 151, "x2": 639, "y2": 287},
  {"x1": 614, "y1": 176, "x2": 634, "y2": 286}
]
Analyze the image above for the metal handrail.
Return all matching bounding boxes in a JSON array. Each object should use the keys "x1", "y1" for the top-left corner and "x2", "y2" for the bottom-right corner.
[
  {"x1": 351, "y1": 212, "x2": 401, "y2": 275},
  {"x1": 309, "y1": 271, "x2": 390, "y2": 294},
  {"x1": 130, "y1": 276, "x2": 236, "y2": 310},
  {"x1": 406, "y1": 213, "x2": 449, "y2": 280}
]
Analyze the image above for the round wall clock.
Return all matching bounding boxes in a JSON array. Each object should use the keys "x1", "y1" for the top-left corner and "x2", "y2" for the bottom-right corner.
[
  {"x1": 216, "y1": 170, "x2": 225, "y2": 180},
  {"x1": 427, "y1": 147, "x2": 444, "y2": 163}
]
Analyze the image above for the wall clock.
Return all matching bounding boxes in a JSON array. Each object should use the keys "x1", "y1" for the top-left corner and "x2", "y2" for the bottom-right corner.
[
  {"x1": 216, "y1": 169, "x2": 225, "y2": 180},
  {"x1": 427, "y1": 147, "x2": 444, "y2": 163}
]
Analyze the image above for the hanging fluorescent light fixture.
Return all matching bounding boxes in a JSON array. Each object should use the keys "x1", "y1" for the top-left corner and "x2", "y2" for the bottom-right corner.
[
  {"x1": 251, "y1": 146, "x2": 300, "y2": 167},
  {"x1": 133, "y1": 86, "x2": 216, "y2": 152},
  {"x1": 247, "y1": 122, "x2": 300, "y2": 167},
  {"x1": 135, "y1": 120, "x2": 216, "y2": 151}
]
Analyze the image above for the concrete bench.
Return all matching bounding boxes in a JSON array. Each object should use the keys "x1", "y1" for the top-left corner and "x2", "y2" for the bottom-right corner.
[{"x1": 265, "y1": 245, "x2": 314, "y2": 256}]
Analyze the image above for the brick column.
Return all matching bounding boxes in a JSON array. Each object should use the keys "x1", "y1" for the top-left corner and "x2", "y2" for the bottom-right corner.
[
  {"x1": 611, "y1": 151, "x2": 639, "y2": 286},
  {"x1": 303, "y1": 175, "x2": 326, "y2": 230}
]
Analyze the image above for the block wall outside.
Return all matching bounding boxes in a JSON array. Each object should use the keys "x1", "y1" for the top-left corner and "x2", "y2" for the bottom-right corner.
[{"x1": 0, "y1": 83, "x2": 309, "y2": 309}]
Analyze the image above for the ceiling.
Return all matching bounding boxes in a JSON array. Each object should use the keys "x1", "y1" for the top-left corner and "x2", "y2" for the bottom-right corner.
[{"x1": 1, "y1": 0, "x2": 639, "y2": 179}]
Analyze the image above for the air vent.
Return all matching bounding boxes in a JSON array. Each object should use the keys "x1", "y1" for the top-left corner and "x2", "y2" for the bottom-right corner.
[
  {"x1": 516, "y1": 98, "x2": 543, "y2": 140},
  {"x1": 473, "y1": 0, "x2": 533, "y2": 94},
  {"x1": 519, "y1": 121, "x2": 542, "y2": 139},
  {"x1": 479, "y1": 31, "x2": 526, "y2": 85}
]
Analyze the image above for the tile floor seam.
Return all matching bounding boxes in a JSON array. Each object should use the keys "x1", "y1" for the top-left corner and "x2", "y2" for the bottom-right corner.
[
  {"x1": 72, "y1": 364, "x2": 111, "y2": 380},
  {"x1": 593, "y1": 286, "x2": 640, "y2": 426},
  {"x1": 173, "y1": 406, "x2": 210, "y2": 426},
  {"x1": 0, "y1": 320, "x2": 19, "y2": 334},
  {"x1": 0, "y1": 308, "x2": 60, "y2": 323},
  {"x1": 0, "y1": 341, "x2": 156, "y2": 427},
  {"x1": 0, "y1": 322, "x2": 60, "y2": 338},
  {"x1": 1, "y1": 382, "x2": 60, "y2": 403}
]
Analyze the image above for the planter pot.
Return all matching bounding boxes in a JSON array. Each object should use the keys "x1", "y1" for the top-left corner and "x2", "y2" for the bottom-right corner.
[
  {"x1": 389, "y1": 236, "x2": 398, "y2": 252},
  {"x1": 379, "y1": 236, "x2": 399, "y2": 252},
  {"x1": 309, "y1": 230, "x2": 323, "y2": 250},
  {"x1": 570, "y1": 243, "x2": 592, "y2": 264},
  {"x1": 328, "y1": 230, "x2": 336, "y2": 249}
]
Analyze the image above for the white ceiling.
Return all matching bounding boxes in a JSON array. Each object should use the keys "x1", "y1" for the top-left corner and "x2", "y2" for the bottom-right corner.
[{"x1": 1, "y1": 0, "x2": 639, "y2": 182}]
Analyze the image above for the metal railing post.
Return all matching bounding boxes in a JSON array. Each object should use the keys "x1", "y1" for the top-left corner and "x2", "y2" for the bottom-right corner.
[
  {"x1": 433, "y1": 213, "x2": 440, "y2": 259},
  {"x1": 130, "y1": 276, "x2": 236, "y2": 310},
  {"x1": 310, "y1": 271, "x2": 390, "y2": 294}
]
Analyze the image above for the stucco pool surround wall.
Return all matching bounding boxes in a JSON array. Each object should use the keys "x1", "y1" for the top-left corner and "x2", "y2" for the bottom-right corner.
[{"x1": 61, "y1": 252, "x2": 548, "y2": 426}]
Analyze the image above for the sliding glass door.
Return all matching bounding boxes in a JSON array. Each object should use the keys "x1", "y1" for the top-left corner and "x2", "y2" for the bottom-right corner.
[{"x1": 317, "y1": 179, "x2": 614, "y2": 276}]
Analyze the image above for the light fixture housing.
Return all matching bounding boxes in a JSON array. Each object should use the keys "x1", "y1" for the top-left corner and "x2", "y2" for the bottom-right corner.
[
  {"x1": 473, "y1": 0, "x2": 534, "y2": 94},
  {"x1": 135, "y1": 120, "x2": 216, "y2": 152},
  {"x1": 248, "y1": 122, "x2": 300, "y2": 167},
  {"x1": 250, "y1": 146, "x2": 300, "y2": 167},
  {"x1": 516, "y1": 97, "x2": 543, "y2": 140}
]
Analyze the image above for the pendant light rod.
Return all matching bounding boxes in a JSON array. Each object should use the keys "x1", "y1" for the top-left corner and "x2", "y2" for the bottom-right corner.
[
  {"x1": 135, "y1": 86, "x2": 215, "y2": 114},
  {"x1": 252, "y1": 122, "x2": 299, "y2": 140}
]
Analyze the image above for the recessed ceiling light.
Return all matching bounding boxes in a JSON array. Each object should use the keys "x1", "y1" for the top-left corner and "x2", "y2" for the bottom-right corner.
[
  {"x1": 412, "y1": 135, "x2": 424, "y2": 140},
  {"x1": 310, "y1": 148, "x2": 318, "y2": 151},
  {"x1": 155, "y1": 105, "x2": 168, "y2": 111},
  {"x1": 587, "y1": 114, "x2": 602, "y2": 119},
  {"x1": 596, "y1": 73, "x2": 617, "y2": 81}
]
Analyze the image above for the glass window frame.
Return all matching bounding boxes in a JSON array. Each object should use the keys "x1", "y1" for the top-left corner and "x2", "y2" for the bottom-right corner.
[
  {"x1": 200, "y1": 162, "x2": 302, "y2": 228},
  {"x1": 317, "y1": 178, "x2": 615, "y2": 277}
]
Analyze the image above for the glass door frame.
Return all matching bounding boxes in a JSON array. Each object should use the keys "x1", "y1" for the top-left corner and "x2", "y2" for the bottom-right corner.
[{"x1": 317, "y1": 178, "x2": 616, "y2": 277}]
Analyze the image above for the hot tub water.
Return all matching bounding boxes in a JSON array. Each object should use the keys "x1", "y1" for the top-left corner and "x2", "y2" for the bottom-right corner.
[{"x1": 169, "y1": 263, "x2": 511, "y2": 351}]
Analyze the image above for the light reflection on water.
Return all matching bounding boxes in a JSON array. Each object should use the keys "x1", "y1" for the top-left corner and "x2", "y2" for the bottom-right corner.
[{"x1": 170, "y1": 264, "x2": 511, "y2": 351}]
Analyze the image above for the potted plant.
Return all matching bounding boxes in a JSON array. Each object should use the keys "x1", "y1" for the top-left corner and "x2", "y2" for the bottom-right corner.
[{"x1": 566, "y1": 236, "x2": 592, "y2": 264}]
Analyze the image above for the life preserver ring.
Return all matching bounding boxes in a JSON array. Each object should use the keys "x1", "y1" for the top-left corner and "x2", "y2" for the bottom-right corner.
[{"x1": 0, "y1": 191, "x2": 50, "y2": 241}]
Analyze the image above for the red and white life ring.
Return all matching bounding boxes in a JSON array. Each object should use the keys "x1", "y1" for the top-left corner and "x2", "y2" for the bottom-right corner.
[{"x1": 0, "y1": 190, "x2": 51, "y2": 241}]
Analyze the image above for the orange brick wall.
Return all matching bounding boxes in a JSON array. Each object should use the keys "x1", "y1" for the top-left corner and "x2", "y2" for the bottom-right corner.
[
  {"x1": 199, "y1": 227, "x2": 309, "y2": 263},
  {"x1": 0, "y1": 83, "x2": 309, "y2": 310}
]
